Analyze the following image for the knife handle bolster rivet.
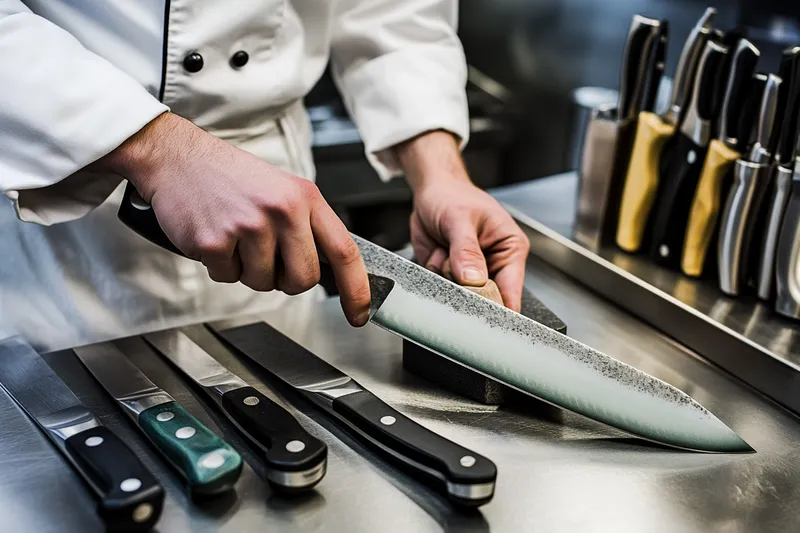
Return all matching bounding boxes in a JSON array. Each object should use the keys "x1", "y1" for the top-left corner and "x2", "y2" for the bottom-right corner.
[
  {"x1": 85, "y1": 436, "x2": 104, "y2": 447},
  {"x1": 286, "y1": 440, "x2": 306, "y2": 453},
  {"x1": 156, "y1": 411, "x2": 174, "y2": 422},
  {"x1": 460, "y1": 456, "x2": 476, "y2": 468},
  {"x1": 687, "y1": 150, "x2": 697, "y2": 164},
  {"x1": 175, "y1": 427, "x2": 197, "y2": 440},
  {"x1": 243, "y1": 396, "x2": 260, "y2": 406},
  {"x1": 380, "y1": 416, "x2": 397, "y2": 426},
  {"x1": 133, "y1": 503, "x2": 154, "y2": 523}
]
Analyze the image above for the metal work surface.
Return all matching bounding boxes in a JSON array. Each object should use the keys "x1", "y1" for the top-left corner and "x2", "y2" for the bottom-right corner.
[
  {"x1": 493, "y1": 173, "x2": 800, "y2": 415},
  {"x1": 2, "y1": 254, "x2": 800, "y2": 532}
]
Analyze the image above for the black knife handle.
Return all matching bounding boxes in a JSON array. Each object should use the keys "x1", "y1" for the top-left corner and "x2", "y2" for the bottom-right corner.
[
  {"x1": 649, "y1": 135, "x2": 707, "y2": 267},
  {"x1": 64, "y1": 426, "x2": 163, "y2": 532},
  {"x1": 776, "y1": 48, "x2": 800, "y2": 165},
  {"x1": 118, "y1": 182, "x2": 185, "y2": 256},
  {"x1": 220, "y1": 386, "x2": 327, "y2": 490},
  {"x1": 332, "y1": 390, "x2": 496, "y2": 507}
]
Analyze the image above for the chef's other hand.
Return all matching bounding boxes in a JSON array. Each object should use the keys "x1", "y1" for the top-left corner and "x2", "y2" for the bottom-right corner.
[
  {"x1": 396, "y1": 131, "x2": 529, "y2": 312},
  {"x1": 99, "y1": 112, "x2": 371, "y2": 327}
]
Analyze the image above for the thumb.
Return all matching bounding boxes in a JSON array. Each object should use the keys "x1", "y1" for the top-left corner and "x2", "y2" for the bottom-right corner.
[{"x1": 447, "y1": 226, "x2": 488, "y2": 287}]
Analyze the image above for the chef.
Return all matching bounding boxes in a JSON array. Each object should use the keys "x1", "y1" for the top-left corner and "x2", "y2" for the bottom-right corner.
[{"x1": 0, "y1": 0, "x2": 529, "y2": 351}]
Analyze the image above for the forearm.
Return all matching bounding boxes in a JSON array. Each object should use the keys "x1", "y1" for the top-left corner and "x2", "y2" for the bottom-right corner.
[{"x1": 395, "y1": 130, "x2": 471, "y2": 194}]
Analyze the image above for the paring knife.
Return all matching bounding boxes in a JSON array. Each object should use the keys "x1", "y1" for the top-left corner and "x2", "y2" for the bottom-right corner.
[
  {"x1": 0, "y1": 337, "x2": 164, "y2": 531},
  {"x1": 648, "y1": 39, "x2": 728, "y2": 267},
  {"x1": 73, "y1": 340, "x2": 243, "y2": 496},
  {"x1": 113, "y1": 186, "x2": 750, "y2": 453},
  {"x1": 774, "y1": 132, "x2": 800, "y2": 318},
  {"x1": 206, "y1": 322, "x2": 498, "y2": 507},
  {"x1": 718, "y1": 69, "x2": 785, "y2": 295},
  {"x1": 755, "y1": 46, "x2": 800, "y2": 301},
  {"x1": 681, "y1": 38, "x2": 760, "y2": 277},
  {"x1": 573, "y1": 14, "x2": 663, "y2": 249},
  {"x1": 142, "y1": 329, "x2": 328, "y2": 492},
  {"x1": 616, "y1": 8, "x2": 715, "y2": 253}
]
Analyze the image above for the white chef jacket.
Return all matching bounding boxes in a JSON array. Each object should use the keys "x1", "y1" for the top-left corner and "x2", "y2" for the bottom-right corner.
[{"x1": 0, "y1": 0, "x2": 469, "y2": 351}]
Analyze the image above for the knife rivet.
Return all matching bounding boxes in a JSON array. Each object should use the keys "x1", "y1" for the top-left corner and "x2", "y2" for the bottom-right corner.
[
  {"x1": 175, "y1": 426, "x2": 197, "y2": 439},
  {"x1": 200, "y1": 452, "x2": 226, "y2": 469},
  {"x1": 380, "y1": 416, "x2": 396, "y2": 426},
  {"x1": 460, "y1": 455, "x2": 476, "y2": 468},
  {"x1": 659, "y1": 245, "x2": 670, "y2": 258},
  {"x1": 285, "y1": 440, "x2": 306, "y2": 453},
  {"x1": 85, "y1": 436, "x2": 104, "y2": 447},
  {"x1": 156, "y1": 411, "x2": 174, "y2": 422},
  {"x1": 687, "y1": 150, "x2": 697, "y2": 164},
  {"x1": 133, "y1": 503, "x2": 153, "y2": 523},
  {"x1": 120, "y1": 478, "x2": 142, "y2": 492},
  {"x1": 243, "y1": 396, "x2": 260, "y2": 406}
]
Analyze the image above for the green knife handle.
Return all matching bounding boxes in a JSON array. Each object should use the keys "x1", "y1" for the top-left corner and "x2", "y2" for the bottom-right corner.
[{"x1": 138, "y1": 401, "x2": 243, "y2": 496}]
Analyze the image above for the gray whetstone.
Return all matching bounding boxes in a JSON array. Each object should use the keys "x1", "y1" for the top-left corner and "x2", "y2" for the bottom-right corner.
[{"x1": 402, "y1": 288, "x2": 567, "y2": 405}]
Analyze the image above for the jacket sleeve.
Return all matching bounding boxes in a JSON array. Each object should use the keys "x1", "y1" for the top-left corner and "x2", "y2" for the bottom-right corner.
[
  {"x1": 0, "y1": 2, "x2": 168, "y2": 225},
  {"x1": 329, "y1": 0, "x2": 469, "y2": 181}
]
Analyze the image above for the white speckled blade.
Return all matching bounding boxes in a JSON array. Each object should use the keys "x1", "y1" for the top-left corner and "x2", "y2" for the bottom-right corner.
[{"x1": 354, "y1": 235, "x2": 751, "y2": 453}]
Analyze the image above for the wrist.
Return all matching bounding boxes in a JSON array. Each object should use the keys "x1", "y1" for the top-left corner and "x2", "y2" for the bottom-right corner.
[
  {"x1": 395, "y1": 130, "x2": 471, "y2": 194},
  {"x1": 95, "y1": 112, "x2": 181, "y2": 201}
]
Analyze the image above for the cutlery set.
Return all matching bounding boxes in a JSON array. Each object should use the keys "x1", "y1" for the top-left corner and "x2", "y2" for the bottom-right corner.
[{"x1": 578, "y1": 7, "x2": 800, "y2": 319}]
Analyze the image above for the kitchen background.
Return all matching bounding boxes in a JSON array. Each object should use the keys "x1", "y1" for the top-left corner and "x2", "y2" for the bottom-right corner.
[{"x1": 308, "y1": 0, "x2": 800, "y2": 250}]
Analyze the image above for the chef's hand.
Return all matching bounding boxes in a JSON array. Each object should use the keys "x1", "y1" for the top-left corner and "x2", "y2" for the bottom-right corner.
[
  {"x1": 99, "y1": 112, "x2": 371, "y2": 326},
  {"x1": 396, "y1": 131, "x2": 530, "y2": 312}
]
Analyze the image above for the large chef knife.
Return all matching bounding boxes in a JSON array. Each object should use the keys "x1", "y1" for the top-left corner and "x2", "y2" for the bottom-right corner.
[
  {"x1": 142, "y1": 330, "x2": 328, "y2": 492},
  {"x1": 681, "y1": 38, "x2": 760, "y2": 277},
  {"x1": 573, "y1": 15, "x2": 662, "y2": 249},
  {"x1": 73, "y1": 341, "x2": 243, "y2": 496},
  {"x1": 648, "y1": 39, "x2": 729, "y2": 267},
  {"x1": 0, "y1": 337, "x2": 163, "y2": 531},
  {"x1": 754, "y1": 46, "x2": 800, "y2": 301},
  {"x1": 202, "y1": 322, "x2": 498, "y2": 507},
  {"x1": 774, "y1": 132, "x2": 800, "y2": 318},
  {"x1": 616, "y1": 8, "x2": 715, "y2": 252},
  {"x1": 115, "y1": 198, "x2": 750, "y2": 452},
  {"x1": 718, "y1": 68, "x2": 785, "y2": 295}
]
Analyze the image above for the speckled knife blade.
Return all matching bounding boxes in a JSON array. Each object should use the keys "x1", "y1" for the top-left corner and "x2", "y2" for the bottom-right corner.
[{"x1": 353, "y1": 235, "x2": 750, "y2": 453}]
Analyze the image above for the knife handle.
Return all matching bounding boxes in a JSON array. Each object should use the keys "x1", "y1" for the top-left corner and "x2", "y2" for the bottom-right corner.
[
  {"x1": 755, "y1": 165, "x2": 795, "y2": 300},
  {"x1": 64, "y1": 426, "x2": 163, "y2": 531},
  {"x1": 332, "y1": 390, "x2": 496, "y2": 507},
  {"x1": 616, "y1": 112, "x2": 676, "y2": 252},
  {"x1": 220, "y1": 386, "x2": 327, "y2": 491},
  {"x1": 118, "y1": 182, "x2": 185, "y2": 256},
  {"x1": 138, "y1": 401, "x2": 243, "y2": 496},
  {"x1": 649, "y1": 134, "x2": 707, "y2": 266},
  {"x1": 717, "y1": 160, "x2": 767, "y2": 295},
  {"x1": 681, "y1": 140, "x2": 740, "y2": 277},
  {"x1": 774, "y1": 176, "x2": 800, "y2": 318}
]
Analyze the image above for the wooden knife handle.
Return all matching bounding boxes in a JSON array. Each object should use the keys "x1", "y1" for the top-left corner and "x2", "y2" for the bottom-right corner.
[
  {"x1": 681, "y1": 139, "x2": 740, "y2": 277},
  {"x1": 616, "y1": 112, "x2": 676, "y2": 252}
]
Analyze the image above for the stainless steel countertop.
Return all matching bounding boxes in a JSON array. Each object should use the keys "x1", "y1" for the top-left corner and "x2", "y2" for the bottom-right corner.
[{"x1": 2, "y1": 250, "x2": 800, "y2": 532}]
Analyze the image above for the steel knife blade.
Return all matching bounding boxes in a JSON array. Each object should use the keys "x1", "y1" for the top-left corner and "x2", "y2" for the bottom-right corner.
[
  {"x1": 0, "y1": 336, "x2": 164, "y2": 531},
  {"x1": 142, "y1": 328, "x2": 327, "y2": 492},
  {"x1": 73, "y1": 340, "x2": 243, "y2": 496},
  {"x1": 346, "y1": 234, "x2": 750, "y2": 453},
  {"x1": 774, "y1": 147, "x2": 800, "y2": 318},
  {"x1": 207, "y1": 320, "x2": 498, "y2": 507}
]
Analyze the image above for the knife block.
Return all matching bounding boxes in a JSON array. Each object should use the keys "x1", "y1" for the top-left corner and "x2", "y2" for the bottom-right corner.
[{"x1": 402, "y1": 287, "x2": 567, "y2": 405}]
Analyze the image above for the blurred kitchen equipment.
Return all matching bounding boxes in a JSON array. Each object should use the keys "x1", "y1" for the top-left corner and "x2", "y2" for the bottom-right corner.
[
  {"x1": 718, "y1": 72, "x2": 784, "y2": 295},
  {"x1": 648, "y1": 40, "x2": 729, "y2": 268},
  {"x1": 574, "y1": 15, "x2": 663, "y2": 250},
  {"x1": 755, "y1": 46, "x2": 800, "y2": 300},
  {"x1": 616, "y1": 8, "x2": 715, "y2": 253},
  {"x1": 682, "y1": 38, "x2": 760, "y2": 277}
]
